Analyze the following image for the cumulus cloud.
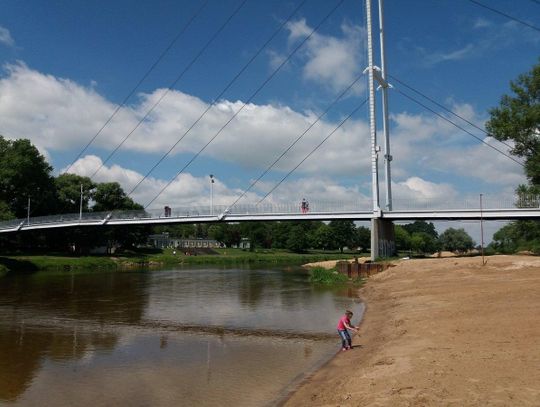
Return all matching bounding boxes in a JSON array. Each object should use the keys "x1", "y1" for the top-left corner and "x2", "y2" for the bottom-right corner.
[
  {"x1": 283, "y1": 19, "x2": 366, "y2": 93},
  {"x1": 0, "y1": 62, "x2": 372, "y2": 178},
  {"x1": 0, "y1": 26, "x2": 14, "y2": 47},
  {"x1": 64, "y1": 156, "x2": 372, "y2": 210},
  {"x1": 388, "y1": 103, "x2": 525, "y2": 187},
  {"x1": 391, "y1": 177, "x2": 459, "y2": 208},
  {"x1": 0, "y1": 63, "x2": 526, "y2": 206}
]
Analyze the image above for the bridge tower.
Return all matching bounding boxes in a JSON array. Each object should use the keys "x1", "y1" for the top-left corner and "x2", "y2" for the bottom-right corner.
[{"x1": 365, "y1": 0, "x2": 396, "y2": 260}]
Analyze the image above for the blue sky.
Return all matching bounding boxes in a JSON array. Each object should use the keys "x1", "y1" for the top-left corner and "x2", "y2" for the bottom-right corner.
[{"x1": 0, "y1": 0, "x2": 539, "y2": 240}]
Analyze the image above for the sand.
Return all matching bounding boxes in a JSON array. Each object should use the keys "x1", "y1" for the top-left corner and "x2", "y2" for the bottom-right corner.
[{"x1": 284, "y1": 255, "x2": 540, "y2": 406}]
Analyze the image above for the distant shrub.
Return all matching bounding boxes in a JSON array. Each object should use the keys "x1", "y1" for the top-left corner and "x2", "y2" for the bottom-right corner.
[{"x1": 309, "y1": 267, "x2": 348, "y2": 284}]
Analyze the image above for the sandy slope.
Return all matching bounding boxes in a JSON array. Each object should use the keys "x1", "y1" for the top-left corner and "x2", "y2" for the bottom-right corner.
[{"x1": 284, "y1": 255, "x2": 540, "y2": 406}]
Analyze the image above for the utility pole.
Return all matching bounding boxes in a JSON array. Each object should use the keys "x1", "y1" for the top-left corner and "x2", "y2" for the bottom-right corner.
[{"x1": 27, "y1": 196, "x2": 30, "y2": 225}]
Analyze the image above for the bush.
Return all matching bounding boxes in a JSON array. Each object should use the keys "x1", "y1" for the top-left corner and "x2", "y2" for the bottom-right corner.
[{"x1": 309, "y1": 267, "x2": 348, "y2": 284}]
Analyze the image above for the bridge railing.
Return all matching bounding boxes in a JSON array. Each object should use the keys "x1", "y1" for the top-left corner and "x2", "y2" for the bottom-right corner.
[
  {"x1": 391, "y1": 195, "x2": 540, "y2": 210},
  {"x1": 0, "y1": 195, "x2": 538, "y2": 231}
]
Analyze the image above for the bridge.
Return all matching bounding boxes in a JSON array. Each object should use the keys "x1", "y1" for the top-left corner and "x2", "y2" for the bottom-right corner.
[
  {"x1": 1, "y1": 0, "x2": 536, "y2": 261},
  {"x1": 2, "y1": 196, "x2": 539, "y2": 234}
]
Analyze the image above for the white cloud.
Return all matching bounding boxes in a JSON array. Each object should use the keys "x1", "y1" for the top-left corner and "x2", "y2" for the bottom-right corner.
[
  {"x1": 392, "y1": 177, "x2": 458, "y2": 208},
  {"x1": 388, "y1": 104, "x2": 525, "y2": 187},
  {"x1": 0, "y1": 63, "x2": 526, "y2": 204},
  {"x1": 283, "y1": 19, "x2": 366, "y2": 93},
  {"x1": 424, "y1": 43, "x2": 476, "y2": 65},
  {"x1": 473, "y1": 18, "x2": 492, "y2": 29},
  {"x1": 64, "y1": 156, "x2": 372, "y2": 211},
  {"x1": 0, "y1": 26, "x2": 14, "y2": 47},
  {"x1": 0, "y1": 63, "x2": 372, "y2": 178}
]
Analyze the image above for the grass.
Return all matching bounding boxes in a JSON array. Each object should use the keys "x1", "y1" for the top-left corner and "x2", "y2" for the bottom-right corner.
[
  {"x1": 308, "y1": 266, "x2": 368, "y2": 286},
  {"x1": 0, "y1": 249, "x2": 367, "y2": 273}
]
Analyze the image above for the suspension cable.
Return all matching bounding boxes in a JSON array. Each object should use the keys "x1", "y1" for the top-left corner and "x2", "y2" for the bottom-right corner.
[
  {"x1": 144, "y1": 0, "x2": 347, "y2": 209},
  {"x1": 89, "y1": 0, "x2": 249, "y2": 179},
  {"x1": 126, "y1": 0, "x2": 308, "y2": 197},
  {"x1": 227, "y1": 72, "x2": 364, "y2": 209},
  {"x1": 468, "y1": 0, "x2": 540, "y2": 32},
  {"x1": 388, "y1": 74, "x2": 521, "y2": 154},
  {"x1": 258, "y1": 98, "x2": 368, "y2": 205},
  {"x1": 63, "y1": 0, "x2": 209, "y2": 174},
  {"x1": 393, "y1": 87, "x2": 525, "y2": 167}
]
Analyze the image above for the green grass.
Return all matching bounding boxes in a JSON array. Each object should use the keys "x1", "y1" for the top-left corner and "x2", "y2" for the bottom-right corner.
[
  {"x1": 309, "y1": 266, "x2": 349, "y2": 284},
  {"x1": 0, "y1": 249, "x2": 367, "y2": 273}
]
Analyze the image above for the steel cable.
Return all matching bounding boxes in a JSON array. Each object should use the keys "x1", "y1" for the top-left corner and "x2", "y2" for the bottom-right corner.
[
  {"x1": 144, "y1": 0, "x2": 347, "y2": 208},
  {"x1": 63, "y1": 0, "x2": 209, "y2": 174},
  {"x1": 89, "y1": 0, "x2": 249, "y2": 179}
]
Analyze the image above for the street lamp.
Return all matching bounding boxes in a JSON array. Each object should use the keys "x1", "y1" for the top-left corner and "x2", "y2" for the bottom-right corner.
[
  {"x1": 27, "y1": 196, "x2": 30, "y2": 225},
  {"x1": 79, "y1": 184, "x2": 83, "y2": 221},
  {"x1": 210, "y1": 174, "x2": 215, "y2": 215}
]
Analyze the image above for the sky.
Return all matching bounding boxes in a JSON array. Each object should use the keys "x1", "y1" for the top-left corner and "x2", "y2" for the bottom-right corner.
[{"x1": 0, "y1": 0, "x2": 539, "y2": 241}]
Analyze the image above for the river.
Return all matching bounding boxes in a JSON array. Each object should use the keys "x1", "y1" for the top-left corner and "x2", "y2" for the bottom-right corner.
[{"x1": 0, "y1": 266, "x2": 363, "y2": 406}]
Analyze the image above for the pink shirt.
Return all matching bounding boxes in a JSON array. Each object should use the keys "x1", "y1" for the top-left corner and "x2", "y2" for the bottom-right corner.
[{"x1": 337, "y1": 315, "x2": 351, "y2": 330}]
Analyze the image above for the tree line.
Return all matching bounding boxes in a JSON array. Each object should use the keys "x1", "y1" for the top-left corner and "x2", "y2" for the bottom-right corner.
[{"x1": 155, "y1": 220, "x2": 476, "y2": 255}]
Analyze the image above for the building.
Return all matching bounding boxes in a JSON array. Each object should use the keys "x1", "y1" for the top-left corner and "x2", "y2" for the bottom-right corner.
[{"x1": 148, "y1": 233, "x2": 221, "y2": 249}]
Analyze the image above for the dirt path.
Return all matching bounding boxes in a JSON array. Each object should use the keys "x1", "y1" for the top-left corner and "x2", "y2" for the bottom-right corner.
[{"x1": 284, "y1": 255, "x2": 540, "y2": 406}]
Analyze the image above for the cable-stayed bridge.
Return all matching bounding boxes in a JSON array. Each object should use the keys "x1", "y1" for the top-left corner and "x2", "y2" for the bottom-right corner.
[
  {"x1": 1, "y1": 0, "x2": 536, "y2": 260},
  {"x1": 2, "y1": 195, "x2": 540, "y2": 234}
]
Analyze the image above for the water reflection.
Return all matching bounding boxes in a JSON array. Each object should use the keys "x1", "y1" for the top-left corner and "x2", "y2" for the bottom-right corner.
[{"x1": 0, "y1": 267, "x2": 362, "y2": 406}]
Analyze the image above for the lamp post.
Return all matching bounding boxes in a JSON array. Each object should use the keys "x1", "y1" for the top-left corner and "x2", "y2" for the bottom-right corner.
[
  {"x1": 210, "y1": 174, "x2": 215, "y2": 215},
  {"x1": 480, "y1": 193, "x2": 486, "y2": 265},
  {"x1": 79, "y1": 184, "x2": 83, "y2": 221}
]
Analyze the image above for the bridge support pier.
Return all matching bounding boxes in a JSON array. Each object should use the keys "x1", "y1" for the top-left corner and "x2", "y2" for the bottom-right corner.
[{"x1": 371, "y1": 218, "x2": 396, "y2": 260}]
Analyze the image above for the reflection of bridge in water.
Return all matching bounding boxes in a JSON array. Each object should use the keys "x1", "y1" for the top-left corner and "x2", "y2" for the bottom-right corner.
[{"x1": 2, "y1": 196, "x2": 540, "y2": 234}]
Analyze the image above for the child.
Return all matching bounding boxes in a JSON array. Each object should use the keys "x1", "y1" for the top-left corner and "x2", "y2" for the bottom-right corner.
[{"x1": 337, "y1": 310, "x2": 359, "y2": 351}]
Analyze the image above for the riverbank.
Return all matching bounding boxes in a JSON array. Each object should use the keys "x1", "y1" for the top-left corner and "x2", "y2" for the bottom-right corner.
[
  {"x1": 284, "y1": 255, "x2": 540, "y2": 406},
  {"x1": 0, "y1": 249, "x2": 363, "y2": 272}
]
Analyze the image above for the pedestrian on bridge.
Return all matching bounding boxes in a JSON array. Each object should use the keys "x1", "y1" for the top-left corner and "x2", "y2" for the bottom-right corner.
[{"x1": 301, "y1": 198, "x2": 309, "y2": 214}]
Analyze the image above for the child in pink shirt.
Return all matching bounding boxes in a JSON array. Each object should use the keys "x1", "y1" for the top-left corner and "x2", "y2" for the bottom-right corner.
[{"x1": 337, "y1": 310, "x2": 359, "y2": 351}]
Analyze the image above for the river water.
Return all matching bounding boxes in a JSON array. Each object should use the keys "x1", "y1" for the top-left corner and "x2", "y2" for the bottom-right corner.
[{"x1": 0, "y1": 266, "x2": 363, "y2": 406}]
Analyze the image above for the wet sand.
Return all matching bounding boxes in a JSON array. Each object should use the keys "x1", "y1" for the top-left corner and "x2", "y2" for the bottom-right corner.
[{"x1": 285, "y1": 255, "x2": 540, "y2": 406}]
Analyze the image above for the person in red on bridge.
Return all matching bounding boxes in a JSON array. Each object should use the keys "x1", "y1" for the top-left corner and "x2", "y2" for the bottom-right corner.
[{"x1": 300, "y1": 198, "x2": 309, "y2": 214}]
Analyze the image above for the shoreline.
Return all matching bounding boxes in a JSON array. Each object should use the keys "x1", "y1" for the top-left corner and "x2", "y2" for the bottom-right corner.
[
  {"x1": 0, "y1": 250, "x2": 362, "y2": 273},
  {"x1": 284, "y1": 255, "x2": 540, "y2": 406}
]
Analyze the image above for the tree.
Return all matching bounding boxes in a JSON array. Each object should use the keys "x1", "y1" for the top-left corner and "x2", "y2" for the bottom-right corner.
[
  {"x1": 402, "y1": 220, "x2": 438, "y2": 240},
  {"x1": 54, "y1": 173, "x2": 96, "y2": 214},
  {"x1": 286, "y1": 224, "x2": 309, "y2": 253},
  {"x1": 311, "y1": 223, "x2": 335, "y2": 250},
  {"x1": 394, "y1": 225, "x2": 411, "y2": 251},
  {"x1": 439, "y1": 228, "x2": 475, "y2": 253},
  {"x1": 486, "y1": 60, "x2": 540, "y2": 186},
  {"x1": 92, "y1": 182, "x2": 143, "y2": 212},
  {"x1": 356, "y1": 226, "x2": 370, "y2": 252},
  {"x1": 410, "y1": 232, "x2": 439, "y2": 255},
  {"x1": 485, "y1": 61, "x2": 540, "y2": 253},
  {"x1": 0, "y1": 136, "x2": 57, "y2": 217},
  {"x1": 329, "y1": 220, "x2": 357, "y2": 253},
  {"x1": 0, "y1": 200, "x2": 14, "y2": 221},
  {"x1": 490, "y1": 223, "x2": 520, "y2": 253}
]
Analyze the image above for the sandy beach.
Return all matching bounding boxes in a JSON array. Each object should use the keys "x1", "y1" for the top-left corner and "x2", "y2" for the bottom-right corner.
[{"x1": 285, "y1": 255, "x2": 540, "y2": 406}]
